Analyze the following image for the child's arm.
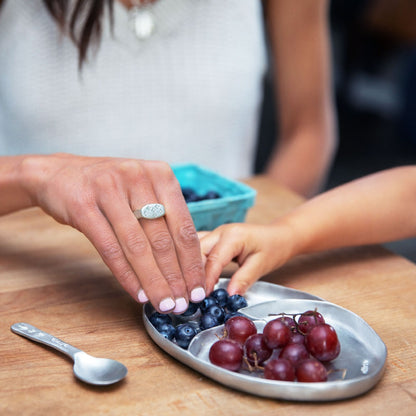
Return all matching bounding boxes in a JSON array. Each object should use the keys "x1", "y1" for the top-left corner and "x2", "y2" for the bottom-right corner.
[{"x1": 200, "y1": 166, "x2": 416, "y2": 295}]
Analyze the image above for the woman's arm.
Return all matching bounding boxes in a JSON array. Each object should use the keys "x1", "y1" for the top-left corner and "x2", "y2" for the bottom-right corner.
[
  {"x1": 0, "y1": 153, "x2": 206, "y2": 313},
  {"x1": 263, "y1": 0, "x2": 337, "y2": 197},
  {"x1": 201, "y1": 166, "x2": 416, "y2": 294}
]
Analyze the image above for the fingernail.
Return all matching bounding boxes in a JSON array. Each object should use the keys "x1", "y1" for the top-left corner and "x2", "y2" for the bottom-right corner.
[
  {"x1": 173, "y1": 297, "x2": 188, "y2": 314},
  {"x1": 159, "y1": 297, "x2": 175, "y2": 312},
  {"x1": 190, "y1": 287, "x2": 206, "y2": 303},
  {"x1": 138, "y1": 290, "x2": 149, "y2": 303}
]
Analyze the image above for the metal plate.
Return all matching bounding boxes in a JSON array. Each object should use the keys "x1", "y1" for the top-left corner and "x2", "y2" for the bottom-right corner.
[{"x1": 143, "y1": 278, "x2": 387, "y2": 401}]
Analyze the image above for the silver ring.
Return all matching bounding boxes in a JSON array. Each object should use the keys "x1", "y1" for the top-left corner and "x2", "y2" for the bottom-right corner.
[{"x1": 133, "y1": 203, "x2": 166, "y2": 220}]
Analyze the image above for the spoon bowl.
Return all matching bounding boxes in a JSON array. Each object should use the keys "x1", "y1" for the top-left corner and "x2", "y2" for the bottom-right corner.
[
  {"x1": 73, "y1": 351, "x2": 128, "y2": 385},
  {"x1": 11, "y1": 323, "x2": 127, "y2": 386}
]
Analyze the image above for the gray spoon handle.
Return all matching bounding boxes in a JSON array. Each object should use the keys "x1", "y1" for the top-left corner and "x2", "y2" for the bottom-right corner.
[{"x1": 11, "y1": 322, "x2": 81, "y2": 360}]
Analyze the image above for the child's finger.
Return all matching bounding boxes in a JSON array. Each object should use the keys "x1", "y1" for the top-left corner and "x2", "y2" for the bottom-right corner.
[
  {"x1": 201, "y1": 232, "x2": 246, "y2": 294},
  {"x1": 226, "y1": 254, "x2": 266, "y2": 295}
]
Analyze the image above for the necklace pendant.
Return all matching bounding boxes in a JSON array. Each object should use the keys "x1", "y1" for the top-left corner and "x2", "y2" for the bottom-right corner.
[{"x1": 130, "y1": 7, "x2": 156, "y2": 40}]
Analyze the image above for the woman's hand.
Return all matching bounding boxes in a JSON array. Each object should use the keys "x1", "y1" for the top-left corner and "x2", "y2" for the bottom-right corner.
[
  {"x1": 199, "y1": 222, "x2": 295, "y2": 296},
  {"x1": 19, "y1": 153, "x2": 206, "y2": 313}
]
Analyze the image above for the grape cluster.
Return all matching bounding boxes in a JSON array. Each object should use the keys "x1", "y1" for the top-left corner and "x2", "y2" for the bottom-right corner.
[
  {"x1": 209, "y1": 310, "x2": 341, "y2": 383},
  {"x1": 148, "y1": 288, "x2": 248, "y2": 349}
]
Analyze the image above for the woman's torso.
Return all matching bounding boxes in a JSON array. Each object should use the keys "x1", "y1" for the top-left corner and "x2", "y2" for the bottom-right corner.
[{"x1": 0, "y1": 0, "x2": 267, "y2": 179}]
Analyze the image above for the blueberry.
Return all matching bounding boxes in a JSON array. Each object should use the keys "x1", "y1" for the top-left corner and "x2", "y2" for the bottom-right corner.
[
  {"x1": 174, "y1": 323, "x2": 198, "y2": 349},
  {"x1": 182, "y1": 187, "x2": 201, "y2": 203},
  {"x1": 210, "y1": 288, "x2": 229, "y2": 307},
  {"x1": 200, "y1": 313, "x2": 219, "y2": 330},
  {"x1": 226, "y1": 294, "x2": 248, "y2": 312},
  {"x1": 157, "y1": 323, "x2": 176, "y2": 341},
  {"x1": 149, "y1": 312, "x2": 173, "y2": 329},
  {"x1": 199, "y1": 296, "x2": 218, "y2": 312},
  {"x1": 180, "y1": 302, "x2": 199, "y2": 317},
  {"x1": 188, "y1": 321, "x2": 202, "y2": 334},
  {"x1": 188, "y1": 194, "x2": 202, "y2": 202},
  {"x1": 203, "y1": 190, "x2": 220, "y2": 200},
  {"x1": 181, "y1": 187, "x2": 196, "y2": 202},
  {"x1": 182, "y1": 187, "x2": 221, "y2": 203},
  {"x1": 206, "y1": 304, "x2": 225, "y2": 324}
]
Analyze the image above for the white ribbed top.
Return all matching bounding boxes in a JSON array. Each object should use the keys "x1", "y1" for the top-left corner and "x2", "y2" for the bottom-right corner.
[{"x1": 0, "y1": 0, "x2": 267, "y2": 179}]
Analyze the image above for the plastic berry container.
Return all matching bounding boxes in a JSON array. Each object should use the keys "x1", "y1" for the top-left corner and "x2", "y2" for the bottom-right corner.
[{"x1": 172, "y1": 163, "x2": 256, "y2": 231}]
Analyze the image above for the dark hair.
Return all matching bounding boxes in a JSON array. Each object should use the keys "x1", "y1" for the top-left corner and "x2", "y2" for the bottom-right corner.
[{"x1": 0, "y1": 0, "x2": 113, "y2": 68}]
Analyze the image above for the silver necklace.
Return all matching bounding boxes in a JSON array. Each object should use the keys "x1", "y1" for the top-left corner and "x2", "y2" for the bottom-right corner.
[{"x1": 129, "y1": 0, "x2": 156, "y2": 40}]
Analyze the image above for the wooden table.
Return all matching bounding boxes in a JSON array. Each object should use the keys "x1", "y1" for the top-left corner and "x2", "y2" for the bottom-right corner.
[{"x1": 1, "y1": 176, "x2": 416, "y2": 415}]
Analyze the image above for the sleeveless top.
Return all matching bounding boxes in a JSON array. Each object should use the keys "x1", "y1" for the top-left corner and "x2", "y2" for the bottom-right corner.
[{"x1": 0, "y1": 0, "x2": 267, "y2": 179}]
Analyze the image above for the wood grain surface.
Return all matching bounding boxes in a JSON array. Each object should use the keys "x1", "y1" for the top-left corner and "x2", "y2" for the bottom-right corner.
[{"x1": 1, "y1": 176, "x2": 415, "y2": 415}]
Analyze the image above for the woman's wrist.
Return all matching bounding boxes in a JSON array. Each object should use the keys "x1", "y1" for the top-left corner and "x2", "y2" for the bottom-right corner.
[
  {"x1": 19, "y1": 153, "x2": 66, "y2": 211},
  {"x1": 0, "y1": 155, "x2": 41, "y2": 214},
  {"x1": 19, "y1": 154, "x2": 48, "y2": 207}
]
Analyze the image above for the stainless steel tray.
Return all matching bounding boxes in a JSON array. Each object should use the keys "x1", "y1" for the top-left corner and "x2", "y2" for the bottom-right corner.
[{"x1": 143, "y1": 278, "x2": 387, "y2": 401}]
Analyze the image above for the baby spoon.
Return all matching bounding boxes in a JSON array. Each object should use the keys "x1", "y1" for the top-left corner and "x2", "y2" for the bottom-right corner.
[{"x1": 11, "y1": 322, "x2": 127, "y2": 386}]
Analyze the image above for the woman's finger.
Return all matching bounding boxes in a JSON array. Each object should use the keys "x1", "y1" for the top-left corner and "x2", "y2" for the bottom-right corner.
[
  {"x1": 134, "y1": 212, "x2": 190, "y2": 314},
  {"x1": 145, "y1": 162, "x2": 206, "y2": 303},
  {"x1": 98, "y1": 184, "x2": 179, "y2": 314},
  {"x1": 75, "y1": 206, "x2": 144, "y2": 301}
]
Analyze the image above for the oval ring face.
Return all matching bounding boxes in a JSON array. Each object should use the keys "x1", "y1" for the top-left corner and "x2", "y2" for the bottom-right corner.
[{"x1": 134, "y1": 203, "x2": 166, "y2": 220}]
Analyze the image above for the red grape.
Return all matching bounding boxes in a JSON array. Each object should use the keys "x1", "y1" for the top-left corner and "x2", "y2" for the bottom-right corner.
[
  {"x1": 244, "y1": 333, "x2": 273, "y2": 366},
  {"x1": 296, "y1": 358, "x2": 328, "y2": 382},
  {"x1": 297, "y1": 310, "x2": 325, "y2": 334},
  {"x1": 279, "y1": 343, "x2": 310, "y2": 367},
  {"x1": 305, "y1": 323, "x2": 340, "y2": 362},
  {"x1": 289, "y1": 331, "x2": 305, "y2": 345},
  {"x1": 278, "y1": 316, "x2": 297, "y2": 331},
  {"x1": 209, "y1": 339, "x2": 243, "y2": 371},
  {"x1": 225, "y1": 316, "x2": 257, "y2": 345},
  {"x1": 203, "y1": 306, "x2": 342, "y2": 383},
  {"x1": 264, "y1": 359, "x2": 295, "y2": 381},
  {"x1": 263, "y1": 318, "x2": 291, "y2": 349}
]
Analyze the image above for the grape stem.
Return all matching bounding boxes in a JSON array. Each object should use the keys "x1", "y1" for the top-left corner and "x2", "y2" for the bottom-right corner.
[{"x1": 242, "y1": 353, "x2": 264, "y2": 373}]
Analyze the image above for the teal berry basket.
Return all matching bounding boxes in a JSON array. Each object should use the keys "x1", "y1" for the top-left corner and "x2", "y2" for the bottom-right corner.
[{"x1": 172, "y1": 164, "x2": 256, "y2": 231}]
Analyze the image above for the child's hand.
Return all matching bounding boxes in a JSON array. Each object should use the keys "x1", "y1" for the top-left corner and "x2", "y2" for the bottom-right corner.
[{"x1": 199, "y1": 222, "x2": 295, "y2": 296}]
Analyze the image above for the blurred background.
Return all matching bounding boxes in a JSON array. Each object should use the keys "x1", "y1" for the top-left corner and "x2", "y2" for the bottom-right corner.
[{"x1": 255, "y1": 0, "x2": 416, "y2": 261}]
